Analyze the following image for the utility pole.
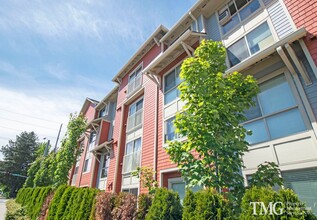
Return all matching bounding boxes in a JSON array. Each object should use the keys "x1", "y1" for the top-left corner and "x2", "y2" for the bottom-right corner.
[{"x1": 54, "y1": 123, "x2": 63, "y2": 153}]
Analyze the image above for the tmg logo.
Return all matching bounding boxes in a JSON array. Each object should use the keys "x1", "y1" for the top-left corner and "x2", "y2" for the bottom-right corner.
[{"x1": 250, "y1": 202, "x2": 284, "y2": 215}]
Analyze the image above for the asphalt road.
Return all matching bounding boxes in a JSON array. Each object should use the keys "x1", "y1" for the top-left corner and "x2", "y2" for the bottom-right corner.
[{"x1": 0, "y1": 199, "x2": 7, "y2": 220}]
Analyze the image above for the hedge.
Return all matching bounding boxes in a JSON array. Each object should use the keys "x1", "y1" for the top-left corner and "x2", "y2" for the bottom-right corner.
[
  {"x1": 15, "y1": 187, "x2": 52, "y2": 220},
  {"x1": 145, "y1": 188, "x2": 182, "y2": 220}
]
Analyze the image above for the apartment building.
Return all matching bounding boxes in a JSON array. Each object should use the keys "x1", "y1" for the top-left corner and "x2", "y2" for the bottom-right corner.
[{"x1": 70, "y1": 0, "x2": 317, "y2": 213}]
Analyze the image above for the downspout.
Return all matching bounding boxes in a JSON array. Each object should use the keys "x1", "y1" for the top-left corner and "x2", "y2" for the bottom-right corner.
[
  {"x1": 189, "y1": 11, "x2": 198, "y2": 32},
  {"x1": 113, "y1": 104, "x2": 125, "y2": 193},
  {"x1": 153, "y1": 81, "x2": 159, "y2": 181}
]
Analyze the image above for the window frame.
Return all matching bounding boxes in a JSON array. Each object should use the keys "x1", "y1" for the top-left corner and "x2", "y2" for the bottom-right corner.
[
  {"x1": 127, "y1": 63, "x2": 143, "y2": 96},
  {"x1": 127, "y1": 97, "x2": 144, "y2": 132},
  {"x1": 218, "y1": 0, "x2": 264, "y2": 37},
  {"x1": 123, "y1": 137, "x2": 142, "y2": 174},
  {"x1": 99, "y1": 152, "x2": 110, "y2": 179},
  {"x1": 163, "y1": 63, "x2": 182, "y2": 106},
  {"x1": 242, "y1": 69, "x2": 310, "y2": 146},
  {"x1": 226, "y1": 20, "x2": 275, "y2": 67}
]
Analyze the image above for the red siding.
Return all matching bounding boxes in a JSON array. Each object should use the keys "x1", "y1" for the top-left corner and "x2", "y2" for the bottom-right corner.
[
  {"x1": 99, "y1": 121, "x2": 110, "y2": 144},
  {"x1": 284, "y1": 0, "x2": 317, "y2": 65}
]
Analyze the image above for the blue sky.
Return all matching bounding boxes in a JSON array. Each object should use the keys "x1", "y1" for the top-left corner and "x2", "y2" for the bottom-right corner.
[{"x1": 0, "y1": 0, "x2": 196, "y2": 160}]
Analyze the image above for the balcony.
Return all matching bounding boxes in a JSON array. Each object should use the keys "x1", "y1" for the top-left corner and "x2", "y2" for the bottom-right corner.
[
  {"x1": 127, "y1": 109, "x2": 143, "y2": 132},
  {"x1": 127, "y1": 74, "x2": 142, "y2": 97},
  {"x1": 122, "y1": 150, "x2": 141, "y2": 174}
]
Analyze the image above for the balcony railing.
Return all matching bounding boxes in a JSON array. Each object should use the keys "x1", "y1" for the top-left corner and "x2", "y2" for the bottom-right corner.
[
  {"x1": 122, "y1": 150, "x2": 141, "y2": 173},
  {"x1": 127, "y1": 110, "x2": 143, "y2": 131},
  {"x1": 127, "y1": 74, "x2": 142, "y2": 96}
]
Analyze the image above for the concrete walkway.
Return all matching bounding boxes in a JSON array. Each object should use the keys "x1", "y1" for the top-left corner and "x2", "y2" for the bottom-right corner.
[{"x1": 0, "y1": 199, "x2": 7, "y2": 220}]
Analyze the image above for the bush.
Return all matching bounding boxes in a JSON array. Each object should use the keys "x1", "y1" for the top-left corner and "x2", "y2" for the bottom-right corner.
[
  {"x1": 5, "y1": 199, "x2": 29, "y2": 220},
  {"x1": 145, "y1": 188, "x2": 182, "y2": 220},
  {"x1": 15, "y1": 187, "x2": 52, "y2": 220},
  {"x1": 38, "y1": 192, "x2": 54, "y2": 220},
  {"x1": 47, "y1": 185, "x2": 68, "y2": 220},
  {"x1": 182, "y1": 188, "x2": 230, "y2": 220},
  {"x1": 136, "y1": 194, "x2": 153, "y2": 220},
  {"x1": 112, "y1": 192, "x2": 137, "y2": 220},
  {"x1": 94, "y1": 192, "x2": 117, "y2": 220}
]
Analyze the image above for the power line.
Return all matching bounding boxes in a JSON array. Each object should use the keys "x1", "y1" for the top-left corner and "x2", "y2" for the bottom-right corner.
[
  {"x1": 0, "y1": 108, "x2": 60, "y2": 124},
  {"x1": 0, "y1": 125, "x2": 57, "y2": 139},
  {"x1": 0, "y1": 116, "x2": 57, "y2": 131}
]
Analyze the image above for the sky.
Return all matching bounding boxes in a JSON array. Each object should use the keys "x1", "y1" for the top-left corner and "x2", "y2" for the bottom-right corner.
[{"x1": 0, "y1": 0, "x2": 197, "y2": 160}]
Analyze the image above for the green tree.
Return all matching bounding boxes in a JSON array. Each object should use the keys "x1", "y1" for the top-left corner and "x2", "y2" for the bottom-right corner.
[
  {"x1": 0, "y1": 131, "x2": 39, "y2": 197},
  {"x1": 53, "y1": 113, "x2": 86, "y2": 187},
  {"x1": 166, "y1": 40, "x2": 259, "y2": 196}
]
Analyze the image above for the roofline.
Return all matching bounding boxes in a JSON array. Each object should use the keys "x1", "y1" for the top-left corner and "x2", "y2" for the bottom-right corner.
[
  {"x1": 79, "y1": 97, "x2": 99, "y2": 115},
  {"x1": 112, "y1": 24, "x2": 169, "y2": 82},
  {"x1": 160, "y1": 0, "x2": 206, "y2": 43},
  {"x1": 95, "y1": 85, "x2": 119, "y2": 110}
]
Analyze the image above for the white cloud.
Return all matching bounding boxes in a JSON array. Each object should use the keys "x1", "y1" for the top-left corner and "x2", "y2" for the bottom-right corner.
[{"x1": 0, "y1": 86, "x2": 88, "y2": 160}]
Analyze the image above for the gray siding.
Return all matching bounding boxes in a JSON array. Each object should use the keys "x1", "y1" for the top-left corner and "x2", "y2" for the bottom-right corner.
[
  {"x1": 292, "y1": 42, "x2": 317, "y2": 119},
  {"x1": 205, "y1": 13, "x2": 222, "y2": 41},
  {"x1": 267, "y1": 1, "x2": 293, "y2": 39}
]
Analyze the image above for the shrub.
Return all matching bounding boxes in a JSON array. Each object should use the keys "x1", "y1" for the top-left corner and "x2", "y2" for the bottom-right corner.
[
  {"x1": 5, "y1": 199, "x2": 29, "y2": 220},
  {"x1": 182, "y1": 190, "x2": 196, "y2": 220},
  {"x1": 38, "y1": 192, "x2": 54, "y2": 220},
  {"x1": 136, "y1": 194, "x2": 152, "y2": 220},
  {"x1": 76, "y1": 188, "x2": 99, "y2": 220},
  {"x1": 95, "y1": 192, "x2": 117, "y2": 220},
  {"x1": 54, "y1": 186, "x2": 75, "y2": 220},
  {"x1": 47, "y1": 185, "x2": 68, "y2": 220},
  {"x1": 182, "y1": 188, "x2": 230, "y2": 220},
  {"x1": 112, "y1": 192, "x2": 137, "y2": 220},
  {"x1": 145, "y1": 188, "x2": 182, "y2": 220}
]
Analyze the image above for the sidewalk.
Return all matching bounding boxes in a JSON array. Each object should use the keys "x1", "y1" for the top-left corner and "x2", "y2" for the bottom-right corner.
[{"x1": 0, "y1": 199, "x2": 7, "y2": 220}]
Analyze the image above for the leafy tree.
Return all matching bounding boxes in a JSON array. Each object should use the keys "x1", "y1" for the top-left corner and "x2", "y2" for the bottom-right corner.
[
  {"x1": 0, "y1": 131, "x2": 39, "y2": 197},
  {"x1": 248, "y1": 161, "x2": 283, "y2": 188},
  {"x1": 132, "y1": 167, "x2": 158, "y2": 194},
  {"x1": 53, "y1": 113, "x2": 86, "y2": 187},
  {"x1": 166, "y1": 40, "x2": 259, "y2": 197}
]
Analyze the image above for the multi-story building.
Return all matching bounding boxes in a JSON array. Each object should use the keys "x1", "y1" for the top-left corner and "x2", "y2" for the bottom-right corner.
[{"x1": 70, "y1": 0, "x2": 317, "y2": 213}]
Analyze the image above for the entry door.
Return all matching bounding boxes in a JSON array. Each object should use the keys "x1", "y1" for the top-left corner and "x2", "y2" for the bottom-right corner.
[
  {"x1": 168, "y1": 177, "x2": 186, "y2": 203},
  {"x1": 97, "y1": 153, "x2": 110, "y2": 190}
]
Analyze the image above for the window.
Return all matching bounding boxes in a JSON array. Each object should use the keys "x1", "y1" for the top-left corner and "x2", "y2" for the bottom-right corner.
[
  {"x1": 83, "y1": 132, "x2": 96, "y2": 172},
  {"x1": 99, "y1": 104, "x2": 109, "y2": 118},
  {"x1": 123, "y1": 138, "x2": 141, "y2": 173},
  {"x1": 100, "y1": 153, "x2": 110, "y2": 179},
  {"x1": 219, "y1": 0, "x2": 261, "y2": 35},
  {"x1": 127, "y1": 66, "x2": 142, "y2": 95},
  {"x1": 164, "y1": 116, "x2": 178, "y2": 143},
  {"x1": 243, "y1": 74, "x2": 306, "y2": 145},
  {"x1": 122, "y1": 188, "x2": 138, "y2": 196},
  {"x1": 164, "y1": 65, "x2": 181, "y2": 105},
  {"x1": 127, "y1": 98, "x2": 143, "y2": 131},
  {"x1": 227, "y1": 22, "x2": 274, "y2": 67},
  {"x1": 168, "y1": 177, "x2": 202, "y2": 203},
  {"x1": 282, "y1": 168, "x2": 317, "y2": 215}
]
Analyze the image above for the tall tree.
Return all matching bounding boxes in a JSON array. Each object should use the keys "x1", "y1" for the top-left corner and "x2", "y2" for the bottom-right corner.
[
  {"x1": 166, "y1": 40, "x2": 259, "y2": 197},
  {"x1": 0, "y1": 131, "x2": 39, "y2": 197}
]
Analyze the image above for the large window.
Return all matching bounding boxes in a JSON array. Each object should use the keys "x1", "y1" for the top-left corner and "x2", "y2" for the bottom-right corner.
[
  {"x1": 282, "y1": 168, "x2": 317, "y2": 215},
  {"x1": 243, "y1": 74, "x2": 306, "y2": 145},
  {"x1": 123, "y1": 138, "x2": 141, "y2": 173},
  {"x1": 100, "y1": 153, "x2": 110, "y2": 179},
  {"x1": 127, "y1": 66, "x2": 142, "y2": 95},
  {"x1": 164, "y1": 116, "x2": 178, "y2": 143},
  {"x1": 164, "y1": 65, "x2": 181, "y2": 105},
  {"x1": 227, "y1": 22, "x2": 274, "y2": 67},
  {"x1": 219, "y1": 0, "x2": 261, "y2": 35},
  {"x1": 99, "y1": 104, "x2": 109, "y2": 118},
  {"x1": 83, "y1": 132, "x2": 96, "y2": 172},
  {"x1": 127, "y1": 98, "x2": 143, "y2": 131}
]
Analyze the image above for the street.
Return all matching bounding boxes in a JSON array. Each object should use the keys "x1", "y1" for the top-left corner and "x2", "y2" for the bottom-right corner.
[{"x1": 0, "y1": 199, "x2": 7, "y2": 220}]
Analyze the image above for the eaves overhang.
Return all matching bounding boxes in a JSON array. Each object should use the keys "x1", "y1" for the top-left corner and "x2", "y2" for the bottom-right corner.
[
  {"x1": 112, "y1": 25, "x2": 168, "y2": 83},
  {"x1": 144, "y1": 30, "x2": 206, "y2": 75},
  {"x1": 95, "y1": 85, "x2": 119, "y2": 110}
]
